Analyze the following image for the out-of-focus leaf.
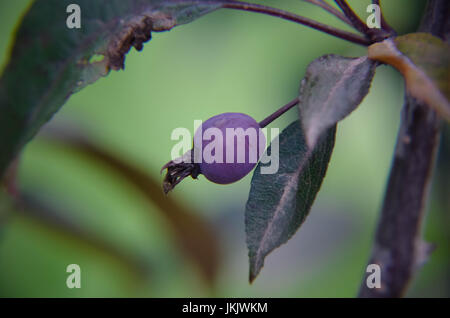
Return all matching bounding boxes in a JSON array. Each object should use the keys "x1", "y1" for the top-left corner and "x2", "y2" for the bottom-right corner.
[
  {"x1": 0, "y1": 189, "x2": 14, "y2": 234},
  {"x1": 298, "y1": 54, "x2": 376, "y2": 149},
  {"x1": 40, "y1": 124, "x2": 220, "y2": 287},
  {"x1": 2, "y1": 157, "x2": 20, "y2": 197},
  {"x1": 368, "y1": 33, "x2": 450, "y2": 121},
  {"x1": 0, "y1": 0, "x2": 225, "y2": 179},
  {"x1": 16, "y1": 192, "x2": 151, "y2": 283},
  {"x1": 245, "y1": 121, "x2": 336, "y2": 282}
]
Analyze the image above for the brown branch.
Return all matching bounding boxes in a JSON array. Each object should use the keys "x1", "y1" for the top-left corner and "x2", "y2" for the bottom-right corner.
[
  {"x1": 222, "y1": 1, "x2": 370, "y2": 46},
  {"x1": 358, "y1": 0, "x2": 449, "y2": 298}
]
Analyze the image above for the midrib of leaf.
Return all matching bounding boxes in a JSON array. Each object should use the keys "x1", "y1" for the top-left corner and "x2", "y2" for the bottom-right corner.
[
  {"x1": 321, "y1": 57, "x2": 367, "y2": 115},
  {"x1": 253, "y1": 147, "x2": 312, "y2": 268},
  {"x1": 299, "y1": 55, "x2": 375, "y2": 150}
]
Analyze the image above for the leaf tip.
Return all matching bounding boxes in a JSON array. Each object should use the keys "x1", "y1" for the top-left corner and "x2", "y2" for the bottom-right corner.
[
  {"x1": 248, "y1": 251, "x2": 265, "y2": 284},
  {"x1": 249, "y1": 273, "x2": 256, "y2": 284},
  {"x1": 248, "y1": 263, "x2": 260, "y2": 284}
]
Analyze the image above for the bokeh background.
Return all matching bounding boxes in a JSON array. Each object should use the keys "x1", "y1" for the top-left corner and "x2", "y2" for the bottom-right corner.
[{"x1": 0, "y1": 0, "x2": 448, "y2": 297}]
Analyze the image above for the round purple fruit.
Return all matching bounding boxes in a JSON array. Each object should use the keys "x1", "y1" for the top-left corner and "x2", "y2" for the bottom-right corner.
[
  {"x1": 194, "y1": 113, "x2": 265, "y2": 184},
  {"x1": 162, "y1": 112, "x2": 266, "y2": 193}
]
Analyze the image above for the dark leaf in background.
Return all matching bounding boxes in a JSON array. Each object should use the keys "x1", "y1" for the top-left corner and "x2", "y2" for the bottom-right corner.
[
  {"x1": 40, "y1": 124, "x2": 221, "y2": 287},
  {"x1": 245, "y1": 121, "x2": 336, "y2": 282},
  {"x1": 0, "y1": 0, "x2": 224, "y2": 179},
  {"x1": 0, "y1": 189, "x2": 14, "y2": 234},
  {"x1": 16, "y1": 192, "x2": 151, "y2": 283},
  {"x1": 298, "y1": 54, "x2": 376, "y2": 148},
  {"x1": 368, "y1": 33, "x2": 450, "y2": 121},
  {"x1": 2, "y1": 157, "x2": 21, "y2": 197}
]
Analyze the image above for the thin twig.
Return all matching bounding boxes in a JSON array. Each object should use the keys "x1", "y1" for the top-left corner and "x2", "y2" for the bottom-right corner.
[
  {"x1": 259, "y1": 98, "x2": 299, "y2": 128},
  {"x1": 334, "y1": 0, "x2": 371, "y2": 36},
  {"x1": 358, "y1": 0, "x2": 448, "y2": 298},
  {"x1": 303, "y1": 0, "x2": 353, "y2": 26},
  {"x1": 222, "y1": 1, "x2": 371, "y2": 46},
  {"x1": 334, "y1": 0, "x2": 391, "y2": 41},
  {"x1": 372, "y1": 0, "x2": 396, "y2": 34}
]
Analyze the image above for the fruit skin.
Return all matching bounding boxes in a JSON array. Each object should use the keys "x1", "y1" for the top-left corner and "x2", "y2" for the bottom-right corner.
[{"x1": 194, "y1": 113, "x2": 266, "y2": 184}]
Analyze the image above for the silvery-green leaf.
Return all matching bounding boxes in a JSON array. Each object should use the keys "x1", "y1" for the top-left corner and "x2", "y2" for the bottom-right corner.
[
  {"x1": 298, "y1": 54, "x2": 376, "y2": 148},
  {"x1": 246, "y1": 120, "x2": 336, "y2": 282}
]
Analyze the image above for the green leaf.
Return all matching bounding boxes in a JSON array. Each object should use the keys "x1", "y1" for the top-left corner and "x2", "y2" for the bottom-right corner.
[
  {"x1": 245, "y1": 121, "x2": 336, "y2": 282},
  {"x1": 368, "y1": 33, "x2": 450, "y2": 121},
  {"x1": 298, "y1": 54, "x2": 376, "y2": 149},
  {"x1": 0, "y1": 0, "x2": 224, "y2": 178}
]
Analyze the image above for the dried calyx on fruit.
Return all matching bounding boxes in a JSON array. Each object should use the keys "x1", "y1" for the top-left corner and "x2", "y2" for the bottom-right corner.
[
  {"x1": 161, "y1": 149, "x2": 199, "y2": 193},
  {"x1": 162, "y1": 113, "x2": 266, "y2": 194}
]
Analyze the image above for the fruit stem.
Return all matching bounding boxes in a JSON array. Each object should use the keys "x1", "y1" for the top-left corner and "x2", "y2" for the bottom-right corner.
[
  {"x1": 222, "y1": 1, "x2": 371, "y2": 46},
  {"x1": 259, "y1": 98, "x2": 299, "y2": 128}
]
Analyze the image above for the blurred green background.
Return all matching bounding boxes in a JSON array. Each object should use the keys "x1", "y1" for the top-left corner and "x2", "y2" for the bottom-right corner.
[{"x1": 0, "y1": 0, "x2": 448, "y2": 297}]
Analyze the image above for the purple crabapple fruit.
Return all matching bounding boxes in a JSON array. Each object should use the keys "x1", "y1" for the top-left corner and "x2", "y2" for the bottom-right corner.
[
  {"x1": 162, "y1": 112, "x2": 266, "y2": 193},
  {"x1": 194, "y1": 112, "x2": 265, "y2": 184}
]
